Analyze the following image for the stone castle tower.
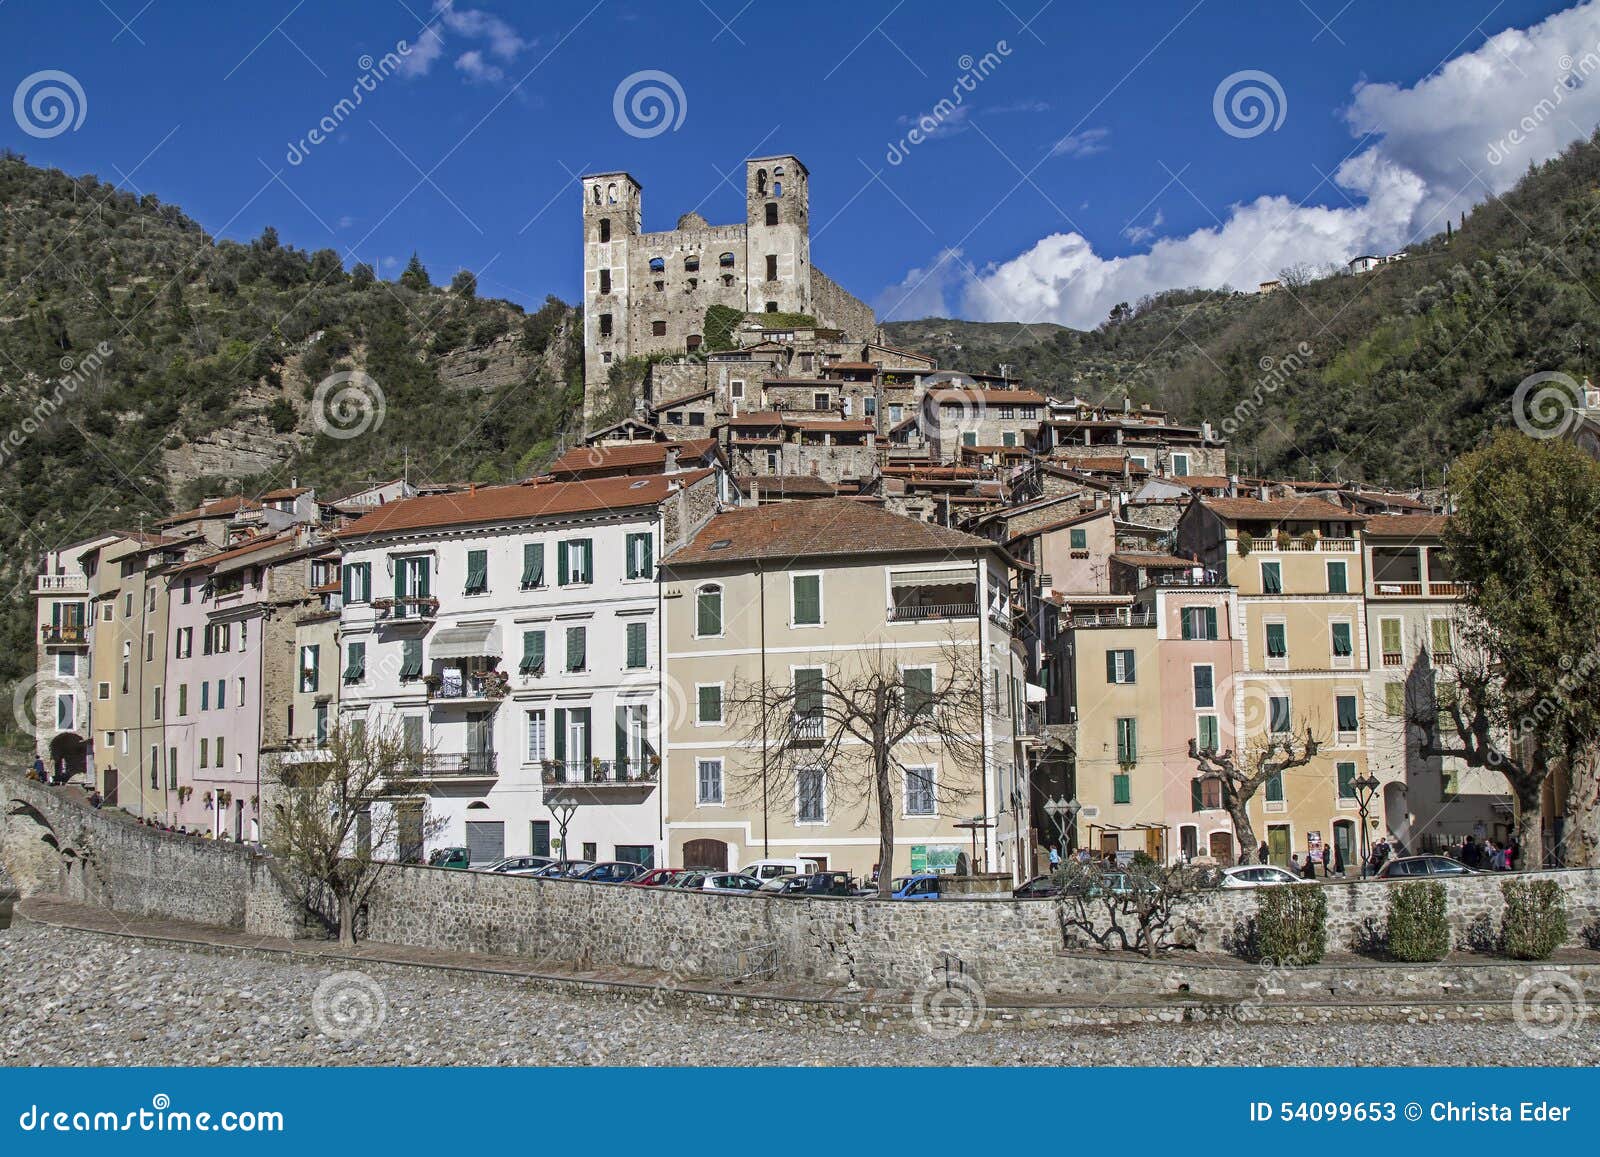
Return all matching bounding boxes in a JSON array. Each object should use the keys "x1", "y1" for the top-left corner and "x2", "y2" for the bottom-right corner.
[{"x1": 581, "y1": 155, "x2": 875, "y2": 429}]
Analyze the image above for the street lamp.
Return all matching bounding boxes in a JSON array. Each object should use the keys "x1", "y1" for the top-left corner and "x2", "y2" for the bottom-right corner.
[
  {"x1": 1351, "y1": 772, "x2": 1381, "y2": 870},
  {"x1": 1043, "y1": 796, "x2": 1082, "y2": 857}
]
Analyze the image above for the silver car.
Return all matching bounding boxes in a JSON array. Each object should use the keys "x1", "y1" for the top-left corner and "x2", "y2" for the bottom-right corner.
[{"x1": 1221, "y1": 865, "x2": 1307, "y2": 888}]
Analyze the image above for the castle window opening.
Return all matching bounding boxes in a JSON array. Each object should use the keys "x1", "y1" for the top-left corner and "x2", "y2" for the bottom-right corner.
[
  {"x1": 766, "y1": 301, "x2": 778, "y2": 312},
  {"x1": 719, "y1": 252, "x2": 735, "y2": 267},
  {"x1": 606, "y1": 182, "x2": 618, "y2": 204},
  {"x1": 651, "y1": 319, "x2": 667, "y2": 336},
  {"x1": 720, "y1": 274, "x2": 734, "y2": 287},
  {"x1": 649, "y1": 256, "x2": 665, "y2": 273},
  {"x1": 598, "y1": 313, "x2": 613, "y2": 338},
  {"x1": 598, "y1": 218, "x2": 611, "y2": 242},
  {"x1": 765, "y1": 202, "x2": 778, "y2": 226},
  {"x1": 773, "y1": 181, "x2": 782, "y2": 196},
  {"x1": 765, "y1": 254, "x2": 778, "y2": 282},
  {"x1": 756, "y1": 168, "x2": 768, "y2": 195},
  {"x1": 686, "y1": 278, "x2": 698, "y2": 291},
  {"x1": 592, "y1": 184, "x2": 601, "y2": 205},
  {"x1": 687, "y1": 334, "x2": 702, "y2": 352},
  {"x1": 598, "y1": 269, "x2": 611, "y2": 295},
  {"x1": 654, "y1": 280, "x2": 665, "y2": 292},
  {"x1": 684, "y1": 255, "x2": 699, "y2": 272}
]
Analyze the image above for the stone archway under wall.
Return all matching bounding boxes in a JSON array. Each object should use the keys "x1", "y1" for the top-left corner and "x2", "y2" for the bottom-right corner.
[{"x1": 0, "y1": 796, "x2": 68, "y2": 896}]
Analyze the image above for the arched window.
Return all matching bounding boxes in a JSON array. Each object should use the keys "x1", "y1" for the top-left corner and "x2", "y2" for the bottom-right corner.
[
  {"x1": 598, "y1": 218, "x2": 611, "y2": 242},
  {"x1": 773, "y1": 181, "x2": 782, "y2": 196},
  {"x1": 718, "y1": 252, "x2": 735, "y2": 267},
  {"x1": 684, "y1": 255, "x2": 699, "y2": 272},
  {"x1": 649, "y1": 256, "x2": 665, "y2": 273},
  {"x1": 607, "y1": 182, "x2": 618, "y2": 204},
  {"x1": 695, "y1": 583, "x2": 723, "y2": 637},
  {"x1": 592, "y1": 184, "x2": 601, "y2": 205},
  {"x1": 755, "y1": 168, "x2": 768, "y2": 196}
]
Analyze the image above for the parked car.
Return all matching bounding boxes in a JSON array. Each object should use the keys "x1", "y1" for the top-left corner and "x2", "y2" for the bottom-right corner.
[
  {"x1": 486, "y1": 855, "x2": 556, "y2": 876},
  {"x1": 670, "y1": 871, "x2": 710, "y2": 890},
  {"x1": 758, "y1": 871, "x2": 856, "y2": 897},
  {"x1": 428, "y1": 847, "x2": 471, "y2": 870},
  {"x1": 630, "y1": 867, "x2": 688, "y2": 887},
  {"x1": 1375, "y1": 855, "x2": 1481, "y2": 879},
  {"x1": 758, "y1": 874, "x2": 813, "y2": 894},
  {"x1": 531, "y1": 859, "x2": 594, "y2": 879},
  {"x1": 1012, "y1": 874, "x2": 1061, "y2": 899},
  {"x1": 577, "y1": 861, "x2": 646, "y2": 884},
  {"x1": 696, "y1": 872, "x2": 764, "y2": 895},
  {"x1": 739, "y1": 858, "x2": 814, "y2": 881},
  {"x1": 1221, "y1": 865, "x2": 1307, "y2": 888},
  {"x1": 889, "y1": 874, "x2": 943, "y2": 900}
]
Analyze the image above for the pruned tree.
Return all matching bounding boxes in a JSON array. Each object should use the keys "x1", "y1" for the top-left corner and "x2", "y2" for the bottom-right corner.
[
  {"x1": 1189, "y1": 727, "x2": 1320, "y2": 858},
  {"x1": 262, "y1": 718, "x2": 444, "y2": 946},
  {"x1": 1052, "y1": 859, "x2": 1212, "y2": 957},
  {"x1": 1445, "y1": 432, "x2": 1600, "y2": 865},
  {"x1": 724, "y1": 638, "x2": 987, "y2": 898}
]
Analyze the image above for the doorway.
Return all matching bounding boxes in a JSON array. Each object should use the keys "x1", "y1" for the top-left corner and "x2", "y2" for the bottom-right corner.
[
  {"x1": 1208, "y1": 830, "x2": 1234, "y2": 863},
  {"x1": 1267, "y1": 824, "x2": 1291, "y2": 867},
  {"x1": 1332, "y1": 820, "x2": 1355, "y2": 874},
  {"x1": 683, "y1": 838, "x2": 728, "y2": 870}
]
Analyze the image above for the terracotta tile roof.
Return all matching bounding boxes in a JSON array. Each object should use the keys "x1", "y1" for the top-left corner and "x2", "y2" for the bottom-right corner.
[
  {"x1": 157, "y1": 496, "x2": 262, "y2": 526},
  {"x1": 546, "y1": 438, "x2": 716, "y2": 476},
  {"x1": 666, "y1": 497, "x2": 998, "y2": 567},
  {"x1": 1110, "y1": 551, "x2": 1195, "y2": 568},
  {"x1": 335, "y1": 470, "x2": 714, "y2": 540},
  {"x1": 260, "y1": 486, "x2": 311, "y2": 500},
  {"x1": 1363, "y1": 513, "x2": 1449, "y2": 538},
  {"x1": 1200, "y1": 497, "x2": 1368, "y2": 522},
  {"x1": 1055, "y1": 456, "x2": 1150, "y2": 474},
  {"x1": 928, "y1": 387, "x2": 1048, "y2": 406},
  {"x1": 729, "y1": 411, "x2": 786, "y2": 426},
  {"x1": 170, "y1": 532, "x2": 294, "y2": 575}
]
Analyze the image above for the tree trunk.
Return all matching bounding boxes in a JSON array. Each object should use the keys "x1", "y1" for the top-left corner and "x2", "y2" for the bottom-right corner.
[
  {"x1": 1226, "y1": 792, "x2": 1257, "y2": 864},
  {"x1": 875, "y1": 745, "x2": 896, "y2": 900},
  {"x1": 1510, "y1": 777, "x2": 1544, "y2": 871},
  {"x1": 1561, "y1": 749, "x2": 1600, "y2": 868},
  {"x1": 337, "y1": 890, "x2": 356, "y2": 948}
]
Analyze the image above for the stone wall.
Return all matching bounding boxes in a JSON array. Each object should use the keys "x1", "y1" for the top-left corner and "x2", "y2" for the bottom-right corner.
[
  {"x1": 0, "y1": 772, "x2": 298, "y2": 938},
  {"x1": 812, "y1": 266, "x2": 879, "y2": 344}
]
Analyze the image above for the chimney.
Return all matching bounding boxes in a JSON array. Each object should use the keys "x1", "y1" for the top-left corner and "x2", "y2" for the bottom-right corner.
[
  {"x1": 664, "y1": 444, "x2": 681, "y2": 473},
  {"x1": 1227, "y1": 473, "x2": 1239, "y2": 498},
  {"x1": 749, "y1": 480, "x2": 760, "y2": 507}
]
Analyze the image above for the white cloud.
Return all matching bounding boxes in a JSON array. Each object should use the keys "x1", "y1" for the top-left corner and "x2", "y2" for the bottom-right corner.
[
  {"x1": 891, "y1": 1, "x2": 1600, "y2": 327},
  {"x1": 399, "y1": 1, "x2": 529, "y2": 83},
  {"x1": 1049, "y1": 127, "x2": 1110, "y2": 158},
  {"x1": 875, "y1": 248, "x2": 967, "y2": 320},
  {"x1": 1123, "y1": 208, "x2": 1164, "y2": 245}
]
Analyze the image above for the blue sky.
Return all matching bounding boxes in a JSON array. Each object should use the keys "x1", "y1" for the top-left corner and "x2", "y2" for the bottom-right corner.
[{"x1": 1, "y1": 0, "x2": 1591, "y2": 327}]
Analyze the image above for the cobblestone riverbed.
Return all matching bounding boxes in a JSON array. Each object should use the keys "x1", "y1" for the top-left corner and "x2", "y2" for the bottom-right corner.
[{"x1": 3, "y1": 923, "x2": 1597, "y2": 1067}]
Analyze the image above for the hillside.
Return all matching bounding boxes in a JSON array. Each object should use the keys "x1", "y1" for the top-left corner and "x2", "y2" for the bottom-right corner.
[
  {"x1": 0, "y1": 152, "x2": 583, "y2": 699},
  {"x1": 888, "y1": 130, "x2": 1600, "y2": 485}
]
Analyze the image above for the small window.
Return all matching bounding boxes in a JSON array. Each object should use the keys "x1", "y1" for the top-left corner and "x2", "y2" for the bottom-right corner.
[
  {"x1": 1115, "y1": 717, "x2": 1137, "y2": 765},
  {"x1": 598, "y1": 313, "x2": 613, "y2": 338},
  {"x1": 1265, "y1": 621, "x2": 1287, "y2": 658},
  {"x1": 1265, "y1": 772, "x2": 1284, "y2": 803},
  {"x1": 719, "y1": 251, "x2": 735, "y2": 267},
  {"x1": 696, "y1": 584, "x2": 723, "y2": 637},
  {"x1": 651, "y1": 319, "x2": 667, "y2": 337},
  {"x1": 1181, "y1": 606, "x2": 1218, "y2": 640},
  {"x1": 649, "y1": 256, "x2": 665, "y2": 273},
  {"x1": 765, "y1": 202, "x2": 778, "y2": 226},
  {"x1": 598, "y1": 218, "x2": 611, "y2": 242},
  {"x1": 765, "y1": 301, "x2": 778, "y2": 313},
  {"x1": 791, "y1": 574, "x2": 821, "y2": 626},
  {"x1": 1331, "y1": 621, "x2": 1354, "y2": 658},
  {"x1": 1260, "y1": 561, "x2": 1282, "y2": 594},
  {"x1": 766, "y1": 254, "x2": 778, "y2": 281},
  {"x1": 1337, "y1": 761, "x2": 1357, "y2": 800},
  {"x1": 1196, "y1": 715, "x2": 1219, "y2": 753},
  {"x1": 1268, "y1": 694, "x2": 1291, "y2": 734},
  {"x1": 1385, "y1": 682, "x2": 1405, "y2": 716},
  {"x1": 1105, "y1": 649, "x2": 1135, "y2": 684},
  {"x1": 697, "y1": 684, "x2": 723, "y2": 724},
  {"x1": 1326, "y1": 560, "x2": 1348, "y2": 593},
  {"x1": 598, "y1": 268, "x2": 611, "y2": 295},
  {"x1": 697, "y1": 758, "x2": 724, "y2": 805},
  {"x1": 565, "y1": 625, "x2": 587, "y2": 673},
  {"x1": 625, "y1": 621, "x2": 648, "y2": 669},
  {"x1": 797, "y1": 766, "x2": 825, "y2": 823},
  {"x1": 684, "y1": 255, "x2": 699, "y2": 272},
  {"x1": 1171, "y1": 453, "x2": 1190, "y2": 477},
  {"x1": 1192, "y1": 664, "x2": 1214, "y2": 708},
  {"x1": 464, "y1": 548, "x2": 489, "y2": 595},
  {"x1": 1336, "y1": 694, "x2": 1359, "y2": 736},
  {"x1": 905, "y1": 767, "x2": 936, "y2": 816}
]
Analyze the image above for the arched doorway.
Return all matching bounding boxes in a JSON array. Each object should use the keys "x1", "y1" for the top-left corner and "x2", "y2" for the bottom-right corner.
[
  {"x1": 1208, "y1": 830, "x2": 1234, "y2": 863},
  {"x1": 47, "y1": 732, "x2": 87, "y2": 781},
  {"x1": 682, "y1": 838, "x2": 728, "y2": 871}
]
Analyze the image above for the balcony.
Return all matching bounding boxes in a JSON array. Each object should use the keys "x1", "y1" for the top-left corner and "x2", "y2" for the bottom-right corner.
[
  {"x1": 541, "y1": 759, "x2": 659, "y2": 788},
  {"x1": 400, "y1": 751, "x2": 498, "y2": 782},
  {"x1": 1428, "y1": 581, "x2": 1461, "y2": 597},
  {"x1": 425, "y1": 669, "x2": 509, "y2": 705},
  {"x1": 1381, "y1": 651, "x2": 1404, "y2": 668},
  {"x1": 1371, "y1": 581, "x2": 1423, "y2": 597},
  {"x1": 36, "y1": 574, "x2": 88, "y2": 593},
  {"x1": 373, "y1": 596, "x2": 439, "y2": 623},
  {"x1": 791, "y1": 713, "x2": 826, "y2": 742},
  {"x1": 1072, "y1": 608, "x2": 1157, "y2": 629},
  {"x1": 888, "y1": 602, "x2": 979, "y2": 622},
  {"x1": 40, "y1": 623, "x2": 89, "y2": 645}
]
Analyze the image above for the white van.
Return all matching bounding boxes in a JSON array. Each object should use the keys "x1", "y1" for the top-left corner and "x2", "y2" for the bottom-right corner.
[{"x1": 739, "y1": 858, "x2": 815, "y2": 881}]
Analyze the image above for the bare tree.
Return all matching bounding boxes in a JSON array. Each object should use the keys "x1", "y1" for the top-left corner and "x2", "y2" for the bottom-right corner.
[
  {"x1": 1189, "y1": 726, "x2": 1320, "y2": 858},
  {"x1": 1053, "y1": 860, "x2": 1211, "y2": 957},
  {"x1": 724, "y1": 638, "x2": 988, "y2": 898},
  {"x1": 262, "y1": 718, "x2": 444, "y2": 946}
]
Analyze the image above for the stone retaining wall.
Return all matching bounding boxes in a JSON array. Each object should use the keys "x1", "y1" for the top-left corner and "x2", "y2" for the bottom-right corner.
[{"x1": 8, "y1": 771, "x2": 1600, "y2": 994}]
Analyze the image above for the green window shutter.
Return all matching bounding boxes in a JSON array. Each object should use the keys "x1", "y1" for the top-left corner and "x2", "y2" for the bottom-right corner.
[
  {"x1": 1124, "y1": 650, "x2": 1135, "y2": 682},
  {"x1": 1385, "y1": 682, "x2": 1404, "y2": 716},
  {"x1": 360, "y1": 562, "x2": 371, "y2": 601},
  {"x1": 553, "y1": 709, "x2": 566, "y2": 764},
  {"x1": 1337, "y1": 762, "x2": 1357, "y2": 799},
  {"x1": 698, "y1": 684, "x2": 722, "y2": 722},
  {"x1": 341, "y1": 564, "x2": 353, "y2": 602},
  {"x1": 1327, "y1": 562, "x2": 1347, "y2": 593},
  {"x1": 1116, "y1": 718, "x2": 1137, "y2": 764},
  {"x1": 1069, "y1": 528, "x2": 1086, "y2": 549},
  {"x1": 616, "y1": 706, "x2": 629, "y2": 770},
  {"x1": 903, "y1": 668, "x2": 934, "y2": 715},
  {"x1": 580, "y1": 539, "x2": 594, "y2": 584},
  {"x1": 416, "y1": 558, "x2": 430, "y2": 599},
  {"x1": 1113, "y1": 773, "x2": 1131, "y2": 805},
  {"x1": 394, "y1": 559, "x2": 405, "y2": 602},
  {"x1": 697, "y1": 588, "x2": 722, "y2": 636},
  {"x1": 1337, "y1": 695, "x2": 1358, "y2": 732},
  {"x1": 567, "y1": 626, "x2": 586, "y2": 671},
  {"x1": 520, "y1": 630, "x2": 545, "y2": 675},
  {"x1": 1431, "y1": 618, "x2": 1452, "y2": 655},
  {"x1": 1265, "y1": 772, "x2": 1284, "y2": 802},
  {"x1": 402, "y1": 715, "x2": 422, "y2": 753},
  {"x1": 793, "y1": 574, "x2": 820, "y2": 625},
  {"x1": 1192, "y1": 665, "x2": 1213, "y2": 707},
  {"x1": 400, "y1": 639, "x2": 422, "y2": 679},
  {"x1": 1181, "y1": 609, "x2": 1194, "y2": 640},
  {"x1": 1204, "y1": 607, "x2": 1217, "y2": 639},
  {"x1": 1269, "y1": 695, "x2": 1290, "y2": 733},
  {"x1": 343, "y1": 642, "x2": 365, "y2": 682},
  {"x1": 1332, "y1": 622, "x2": 1352, "y2": 656},
  {"x1": 1381, "y1": 618, "x2": 1401, "y2": 654},
  {"x1": 523, "y1": 542, "x2": 544, "y2": 588},
  {"x1": 1190, "y1": 777, "x2": 1203, "y2": 811},
  {"x1": 557, "y1": 540, "x2": 570, "y2": 586},
  {"x1": 1262, "y1": 563, "x2": 1281, "y2": 594},
  {"x1": 795, "y1": 668, "x2": 823, "y2": 715},
  {"x1": 1197, "y1": 715, "x2": 1218, "y2": 752},
  {"x1": 465, "y1": 550, "x2": 488, "y2": 593},
  {"x1": 1266, "y1": 623, "x2": 1286, "y2": 657},
  {"x1": 626, "y1": 622, "x2": 647, "y2": 669},
  {"x1": 1105, "y1": 650, "x2": 1117, "y2": 683}
]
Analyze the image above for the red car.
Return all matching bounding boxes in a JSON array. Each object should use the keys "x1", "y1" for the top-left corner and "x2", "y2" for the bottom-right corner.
[{"x1": 630, "y1": 867, "x2": 687, "y2": 887}]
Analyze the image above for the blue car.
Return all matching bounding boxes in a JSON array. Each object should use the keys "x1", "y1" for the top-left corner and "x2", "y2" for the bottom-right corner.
[{"x1": 889, "y1": 874, "x2": 942, "y2": 900}]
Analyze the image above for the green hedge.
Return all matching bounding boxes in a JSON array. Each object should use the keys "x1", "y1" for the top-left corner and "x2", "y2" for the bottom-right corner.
[
  {"x1": 1387, "y1": 881, "x2": 1450, "y2": 961},
  {"x1": 1253, "y1": 887, "x2": 1327, "y2": 964},
  {"x1": 1501, "y1": 879, "x2": 1567, "y2": 960}
]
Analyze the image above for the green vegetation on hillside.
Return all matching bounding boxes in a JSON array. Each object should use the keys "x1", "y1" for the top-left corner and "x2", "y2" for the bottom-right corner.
[{"x1": 0, "y1": 152, "x2": 581, "y2": 705}]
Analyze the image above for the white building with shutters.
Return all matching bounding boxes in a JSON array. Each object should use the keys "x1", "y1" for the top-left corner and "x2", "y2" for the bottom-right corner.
[{"x1": 334, "y1": 469, "x2": 726, "y2": 868}]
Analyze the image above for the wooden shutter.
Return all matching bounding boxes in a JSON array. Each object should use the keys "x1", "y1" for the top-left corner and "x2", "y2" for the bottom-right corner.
[
  {"x1": 794, "y1": 575, "x2": 820, "y2": 624},
  {"x1": 341, "y1": 564, "x2": 352, "y2": 602},
  {"x1": 523, "y1": 542, "x2": 544, "y2": 587},
  {"x1": 616, "y1": 706, "x2": 629, "y2": 771},
  {"x1": 1105, "y1": 650, "x2": 1117, "y2": 683},
  {"x1": 557, "y1": 540, "x2": 569, "y2": 586},
  {"x1": 626, "y1": 622, "x2": 646, "y2": 668},
  {"x1": 581, "y1": 539, "x2": 593, "y2": 583},
  {"x1": 553, "y1": 708, "x2": 566, "y2": 763},
  {"x1": 1204, "y1": 607, "x2": 1217, "y2": 638}
]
